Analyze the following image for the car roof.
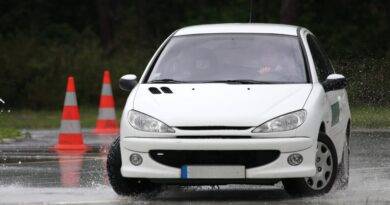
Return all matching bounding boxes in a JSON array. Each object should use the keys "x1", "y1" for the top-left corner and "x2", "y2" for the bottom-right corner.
[{"x1": 174, "y1": 23, "x2": 300, "y2": 36}]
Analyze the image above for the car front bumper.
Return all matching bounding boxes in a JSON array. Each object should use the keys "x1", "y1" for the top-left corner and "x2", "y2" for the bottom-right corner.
[{"x1": 120, "y1": 137, "x2": 317, "y2": 180}]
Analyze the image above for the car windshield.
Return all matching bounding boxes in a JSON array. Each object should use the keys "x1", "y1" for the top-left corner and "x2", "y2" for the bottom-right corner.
[{"x1": 147, "y1": 34, "x2": 307, "y2": 84}]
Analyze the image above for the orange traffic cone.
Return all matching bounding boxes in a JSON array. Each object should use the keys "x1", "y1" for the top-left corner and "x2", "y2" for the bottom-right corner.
[
  {"x1": 54, "y1": 76, "x2": 88, "y2": 150},
  {"x1": 94, "y1": 70, "x2": 118, "y2": 135}
]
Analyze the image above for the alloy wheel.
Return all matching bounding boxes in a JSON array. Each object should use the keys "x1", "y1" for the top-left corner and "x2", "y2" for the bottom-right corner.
[{"x1": 305, "y1": 142, "x2": 333, "y2": 190}]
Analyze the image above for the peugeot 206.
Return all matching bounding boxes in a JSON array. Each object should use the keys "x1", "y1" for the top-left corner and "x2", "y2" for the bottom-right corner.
[{"x1": 107, "y1": 24, "x2": 350, "y2": 196}]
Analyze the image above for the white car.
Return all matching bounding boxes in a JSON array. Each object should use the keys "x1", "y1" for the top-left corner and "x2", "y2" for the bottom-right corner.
[{"x1": 107, "y1": 23, "x2": 351, "y2": 196}]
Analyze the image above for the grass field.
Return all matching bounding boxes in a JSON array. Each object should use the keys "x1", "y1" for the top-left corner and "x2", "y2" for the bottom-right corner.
[
  {"x1": 0, "y1": 128, "x2": 21, "y2": 141},
  {"x1": 350, "y1": 106, "x2": 390, "y2": 129},
  {"x1": 0, "y1": 105, "x2": 388, "y2": 139},
  {"x1": 0, "y1": 106, "x2": 104, "y2": 129}
]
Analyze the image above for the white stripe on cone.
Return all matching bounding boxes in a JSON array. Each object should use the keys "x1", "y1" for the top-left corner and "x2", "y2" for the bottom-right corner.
[
  {"x1": 101, "y1": 84, "x2": 113, "y2": 96},
  {"x1": 60, "y1": 120, "x2": 82, "y2": 133},
  {"x1": 97, "y1": 108, "x2": 116, "y2": 120},
  {"x1": 64, "y1": 92, "x2": 78, "y2": 106}
]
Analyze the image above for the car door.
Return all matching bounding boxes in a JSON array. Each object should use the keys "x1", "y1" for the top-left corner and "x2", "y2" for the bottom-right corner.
[{"x1": 307, "y1": 35, "x2": 345, "y2": 138}]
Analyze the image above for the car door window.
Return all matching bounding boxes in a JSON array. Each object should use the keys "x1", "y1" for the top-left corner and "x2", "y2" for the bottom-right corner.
[
  {"x1": 307, "y1": 35, "x2": 333, "y2": 82},
  {"x1": 312, "y1": 36, "x2": 335, "y2": 74}
]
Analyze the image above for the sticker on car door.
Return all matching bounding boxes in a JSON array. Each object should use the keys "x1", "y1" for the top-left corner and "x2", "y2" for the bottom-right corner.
[{"x1": 331, "y1": 102, "x2": 340, "y2": 126}]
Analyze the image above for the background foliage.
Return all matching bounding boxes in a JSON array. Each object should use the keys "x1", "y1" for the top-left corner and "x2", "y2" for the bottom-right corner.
[{"x1": 0, "y1": 0, "x2": 389, "y2": 109}]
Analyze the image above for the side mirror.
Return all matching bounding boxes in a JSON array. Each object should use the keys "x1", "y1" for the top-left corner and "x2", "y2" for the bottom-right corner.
[
  {"x1": 322, "y1": 74, "x2": 347, "y2": 92},
  {"x1": 119, "y1": 74, "x2": 138, "y2": 91}
]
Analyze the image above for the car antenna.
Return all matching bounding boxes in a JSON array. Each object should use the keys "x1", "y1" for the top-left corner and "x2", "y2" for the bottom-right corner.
[{"x1": 249, "y1": 0, "x2": 253, "y2": 23}]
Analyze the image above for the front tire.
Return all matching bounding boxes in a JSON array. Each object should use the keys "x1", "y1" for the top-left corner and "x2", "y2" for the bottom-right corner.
[
  {"x1": 283, "y1": 133, "x2": 338, "y2": 196},
  {"x1": 107, "y1": 137, "x2": 161, "y2": 196}
]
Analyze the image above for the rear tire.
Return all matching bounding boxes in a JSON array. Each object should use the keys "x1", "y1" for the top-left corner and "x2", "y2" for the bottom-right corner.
[
  {"x1": 283, "y1": 133, "x2": 338, "y2": 196},
  {"x1": 107, "y1": 137, "x2": 161, "y2": 196}
]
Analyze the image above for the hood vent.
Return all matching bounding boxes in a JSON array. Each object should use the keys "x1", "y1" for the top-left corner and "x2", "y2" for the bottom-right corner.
[
  {"x1": 149, "y1": 87, "x2": 162, "y2": 94},
  {"x1": 148, "y1": 87, "x2": 173, "y2": 94},
  {"x1": 160, "y1": 87, "x2": 173, "y2": 93}
]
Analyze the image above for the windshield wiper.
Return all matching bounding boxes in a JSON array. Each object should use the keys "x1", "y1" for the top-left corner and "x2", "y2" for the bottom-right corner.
[
  {"x1": 148, "y1": 79, "x2": 184, "y2": 84},
  {"x1": 204, "y1": 80, "x2": 275, "y2": 84}
]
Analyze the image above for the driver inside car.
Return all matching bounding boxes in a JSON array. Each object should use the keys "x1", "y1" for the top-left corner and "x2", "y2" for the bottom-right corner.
[{"x1": 257, "y1": 47, "x2": 300, "y2": 82}]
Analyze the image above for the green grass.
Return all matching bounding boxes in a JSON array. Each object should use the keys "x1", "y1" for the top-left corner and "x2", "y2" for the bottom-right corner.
[
  {"x1": 0, "y1": 106, "x2": 388, "y2": 132},
  {"x1": 0, "y1": 106, "x2": 120, "y2": 130},
  {"x1": 0, "y1": 128, "x2": 21, "y2": 140},
  {"x1": 351, "y1": 105, "x2": 390, "y2": 129}
]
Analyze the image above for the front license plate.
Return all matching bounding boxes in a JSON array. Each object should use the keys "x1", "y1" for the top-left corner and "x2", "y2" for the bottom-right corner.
[{"x1": 181, "y1": 165, "x2": 245, "y2": 179}]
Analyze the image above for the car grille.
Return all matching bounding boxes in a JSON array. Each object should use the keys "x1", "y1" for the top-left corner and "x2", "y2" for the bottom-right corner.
[
  {"x1": 176, "y1": 136, "x2": 251, "y2": 139},
  {"x1": 149, "y1": 150, "x2": 280, "y2": 168},
  {"x1": 175, "y1": 126, "x2": 251, "y2": 130}
]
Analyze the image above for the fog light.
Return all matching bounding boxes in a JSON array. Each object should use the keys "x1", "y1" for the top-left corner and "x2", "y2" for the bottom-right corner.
[
  {"x1": 287, "y1": 153, "x2": 303, "y2": 166},
  {"x1": 130, "y1": 153, "x2": 143, "y2": 166}
]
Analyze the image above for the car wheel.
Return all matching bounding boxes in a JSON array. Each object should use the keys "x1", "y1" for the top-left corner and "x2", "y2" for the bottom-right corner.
[
  {"x1": 107, "y1": 137, "x2": 161, "y2": 196},
  {"x1": 283, "y1": 132, "x2": 338, "y2": 196}
]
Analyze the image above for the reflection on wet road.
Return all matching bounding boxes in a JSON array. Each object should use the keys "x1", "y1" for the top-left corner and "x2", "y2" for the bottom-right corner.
[{"x1": 0, "y1": 131, "x2": 389, "y2": 204}]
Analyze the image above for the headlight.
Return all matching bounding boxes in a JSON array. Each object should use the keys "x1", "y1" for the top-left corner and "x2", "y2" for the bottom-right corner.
[
  {"x1": 252, "y1": 110, "x2": 306, "y2": 133},
  {"x1": 128, "y1": 110, "x2": 175, "y2": 133}
]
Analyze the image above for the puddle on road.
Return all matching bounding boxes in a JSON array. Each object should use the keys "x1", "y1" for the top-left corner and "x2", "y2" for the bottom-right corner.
[
  {"x1": 0, "y1": 145, "x2": 110, "y2": 188},
  {"x1": 0, "y1": 132, "x2": 389, "y2": 204}
]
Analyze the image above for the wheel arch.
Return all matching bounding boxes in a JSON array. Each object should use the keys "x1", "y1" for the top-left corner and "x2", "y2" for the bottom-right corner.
[
  {"x1": 346, "y1": 119, "x2": 351, "y2": 143},
  {"x1": 320, "y1": 121, "x2": 326, "y2": 134}
]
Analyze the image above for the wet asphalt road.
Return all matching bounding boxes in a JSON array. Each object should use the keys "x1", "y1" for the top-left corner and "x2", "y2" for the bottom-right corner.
[{"x1": 0, "y1": 130, "x2": 389, "y2": 204}]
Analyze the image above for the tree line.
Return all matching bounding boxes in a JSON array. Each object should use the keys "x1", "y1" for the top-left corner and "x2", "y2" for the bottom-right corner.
[{"x1": 0, "y1": 0, "x2": 388, "y2": 108}]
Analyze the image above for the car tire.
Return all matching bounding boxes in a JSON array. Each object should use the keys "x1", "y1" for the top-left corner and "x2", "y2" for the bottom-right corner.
[
  {"x1": 107, "y1": 137, "x2": 161, "y2": 196},
  {"x1": 283, "y1": 132, "x2": 338, "y2": 196}
]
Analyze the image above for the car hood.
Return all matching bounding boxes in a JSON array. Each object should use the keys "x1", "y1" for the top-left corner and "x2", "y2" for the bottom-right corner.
[{"x1": 133, "y1": 84, "x2": 312, "y2": 127}]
